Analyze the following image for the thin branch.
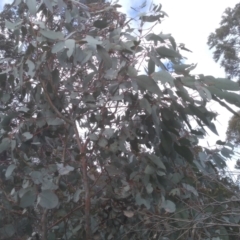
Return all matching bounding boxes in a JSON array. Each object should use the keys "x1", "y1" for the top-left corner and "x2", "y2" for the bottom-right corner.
[
  {"x1": 212, "y1": 94, "x2": 240, "y2": 117},
  {"x1": 40, "y1": 79, "x2": 74, "y2": 125},
  {"x1": 41, "y1": 209, "x2": 48, "y2": 240},
  {"x1": 47, "y1": 204, "x2": 84, "y2": 230},
  {"x1": 73, "y1": 124, "x2": 91, "y2": 240}
]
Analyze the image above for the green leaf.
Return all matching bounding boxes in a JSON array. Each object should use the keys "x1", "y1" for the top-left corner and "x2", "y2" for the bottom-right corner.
[
  {"x1": 89, "y1": 133, "x2": 99, "y2": 141},
  {"x1": 147, "y1": 154, "x2": 166, "y2": 170},
  {"x1": 47, "y1": 118, "x2": 64, "y2": 126},
  {"x1": 197, "y1": 86, "x2": 212, "y2": 101},
  {"x1": 174, "y1": 143, "x2": 194, "y2": 163},
  {"x1": 26, "y1": 60, "x2": 35, "y2": 77},
  {"x1": 65, "y1": 39, "x2": 75, "y2": 57},
  {"x1": 93, "y1": 19, "x2": 108, "y2": 29},
  {"x1": 136, "y1": 75, "x2": 162, "y2": 96},
  {"x1": 43, "y1": 0, "x2": 53, "y2": 12},
  {"x1": 169, "y1": 188, "x2": 180, "y2": 196},
  {"x1": 5, "y1": 20, "x2": 22, "y2": 30},
  {"x1": 102, "y1": 128, "x2": 115, "y2": 138},
  {"x1": 0, "y1": 138, "x2": 11, "y2": 153},
  {"x1": 221, "y1": 147, "x2": 233, "y2": 159},
  {"x1": 151, "y1": 70, "x2": 174, "y2": 87},
  {"x1": 20, "y1": 189, "x2": 37, "y2": 208},
  {"x1": 216, "y1": 140, "x2": 226, "y2": 145},
  {"x1": 203, "y1": 76, "x2": 240, "y2": 91},
  {"x1": 156, "y1": 46, "x2": 181, "y2": 58},
  {"x1": 38, "y1": 190, "x2": 59, "y2": 209},
  {"x1": 144, "y1": 165, "x2": 155, "y2": 174},
  {"x1": 148, "y1": 58, "x2": 155, "y2": 75},
  {"x1": 161, "y1": 130, "x2": 173, "y2": 154},
  {"x1": 145, "y1": 33, "x2": 164, "y2": 44},
  {"x1": 188, "y1": 104, "x2": 210, "y2": 126},
  {"x1": 83, "y1": 35, "x2": 102, "y2": 48},
  {"x1": 161, "y1": 199, "x2": 176, "y2": 213},
  {"x1": 170, "y1": 173, "x2": 183, "y2": 184},
  {"x1": 30, "y1": 171, "x2": 43, "y2": 184},
  {"x1": 98, "y1": 137, "x2": 108, "y2": 148},
  {"x1": 169, "y1": 36, "x2": 177, "y2": 50},
  {"x1": 141, "y1": 14, "x2": 163, "y2": 22},
  {"x1": 57, "y1": 163, "x2": 74, "y2": 175},
  {"x1": 5, "y1": 164, "x2": 16, "y2": 178},
  {"x1": 26, "y1": 0, "x2": 37, "y2": 15},
  {"x1": 97, "y1": 45, "x2": 112, "y2": 68},
  {"x1": 207, "y1": 122, "x2": 219, "y2": 135},
  {"x1": 73, "y1": 189, "x2": 82, "y2": 203},
  {"x1": 146, "y1": 183, "x2": 153, "y2": 194},
  {"x1": 139, "y1": 98, "x2": 152, "y2": 115},
  {"x1": 135, "y1": 193, "x2": 150, "y2": 209},
  {"x1": 212, "y1": 153, "x2": 227, "y2": 169},
  {"x1": 1, "y1": 93, "x2": 11, "y2": 103},
  {"x1": 182, "y1": 183, "x2": 198, "y2": 196},
  {"x1": 40, "y1": 30, "x2": 64, "y2": 40},
  {"x1": 1, "y1": 112, "x2": 18, "y2": 128},
  {"x1": 52, "y1": 41, "x2": 65, "y2": 53},
  {"x1": 41, "y1": 180, "x2": 58, "y2": 191},
  {"x1": 127, "y1": 66, "x2": 138, "y2": 77},
  {"x1": 0, "y1": 224, "x2": 15, "y2": 238},
  {"x1": 22, "y1": 132, "x2": 33, "y2": 140}
]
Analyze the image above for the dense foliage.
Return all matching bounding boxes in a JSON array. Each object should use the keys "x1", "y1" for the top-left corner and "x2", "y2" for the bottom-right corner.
[
  {"x1": 207, "y1": 2, "x2": 240, "y2": 79},
  {"x1": 0, "y1": 1, "x2": 240, "y2": 239}
]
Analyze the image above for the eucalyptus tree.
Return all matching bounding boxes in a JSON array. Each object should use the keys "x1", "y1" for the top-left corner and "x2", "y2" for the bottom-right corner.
[
  {"x1": 208, "y1": 2, "x2": 240, "y2": 79},
  {"x1": 0, "y1": 1, "x2": 240, "y2": 240}
]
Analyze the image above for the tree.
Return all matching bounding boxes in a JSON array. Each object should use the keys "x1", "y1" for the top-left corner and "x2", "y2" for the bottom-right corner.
[
  {"x1": 226, "y1": 111, "x2": 240, "y2": 144},
  {"x1": 0, "y1": 1, "x2": 240, "y2": 239},
  {"x1": 207, "y1": 3, "x2": 240, "y2": 79}
]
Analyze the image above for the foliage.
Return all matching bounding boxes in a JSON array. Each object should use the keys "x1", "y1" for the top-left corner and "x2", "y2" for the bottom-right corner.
[
  {"x1": 0, "y1": 0, "x2": 240, "y2": 240},
  {"x1": 207, "y1": 2, "x2": 240, "y2": 79},
  {"x1": 226, "y1": 111, "x2": 240, "y2": 144}
]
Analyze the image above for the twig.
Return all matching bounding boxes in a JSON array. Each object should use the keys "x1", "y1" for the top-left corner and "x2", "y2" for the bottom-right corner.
[
  {"x1": 47, "y1": 204, "x2": 83, "y2": 230},
  {"x1": 41, "y1": 209, "x2": 48, "y2": 240},
  {"x1": 40, "y1": 79, "x2": 74, "y2": 126},
  {"x1": 74, "y1": 124, "x2": 91, "y2": 240},
  {"x1": 212, "y1": 94, "x2": 240, "y2": 117}
]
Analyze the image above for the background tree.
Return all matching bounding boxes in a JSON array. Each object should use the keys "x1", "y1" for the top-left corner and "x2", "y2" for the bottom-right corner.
[
  {"x1": 207, "y1": 2, "x2": 240, "y2": 79},
  {"x1": 226, "y1": 111, "x2": 240, "y2": 144},
  {"x1": 0, "y1": 1, "x2": 240, "y2": 240}
]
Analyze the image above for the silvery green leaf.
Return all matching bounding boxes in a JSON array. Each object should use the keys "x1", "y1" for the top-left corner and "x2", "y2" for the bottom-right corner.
[
  {"x1": 5, "y1": 164, "x2": 16, "y2": 178},
  {"x1": 52, "y1": 41, "x2": 65, "y2": 53},
  {"x1": 26, "y1": 0, "x2": 37, "y2": 15},
  {"x1": 57, "y1": 164, "x2": 74, "y2": 175},
  {"x1": 65, "y1": 39, "x2": 75, "y2": 57},
  {"x1": 22, "y1": 132, "x2": 33, "y2": 140},
  {"x1": 40, "y1": 29, "x2": 64, "y2": 40},
  {"x1": 38, "y1": 190, "x2": 59, "y2": 209},
  {"x1": 152, "y1": 71, "x2": 174, "y2": 87}
]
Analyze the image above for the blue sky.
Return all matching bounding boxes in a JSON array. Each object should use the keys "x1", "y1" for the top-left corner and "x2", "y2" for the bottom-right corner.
[{"x1": 1, "y1": 0, "x2": 12, "y2": 10}]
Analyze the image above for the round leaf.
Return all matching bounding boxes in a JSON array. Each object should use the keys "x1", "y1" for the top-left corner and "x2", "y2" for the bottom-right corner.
[
  {"x1": 38, "y1": 190, "x2": 59, "y2": 209},
  {"x1": 20, "y1": 189, "x2": 37, "y2": 208}
]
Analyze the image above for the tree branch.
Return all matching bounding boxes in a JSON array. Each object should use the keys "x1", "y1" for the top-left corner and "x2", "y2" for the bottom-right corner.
[
  {"x1": 73, "y1": 124, "x2": 91, "y2": 240},
  {"x1": 47, "y1": 204, "x2": 84, "y2": 230},
  {"x1": 41, "y1": 209, "x2": 48, "y2": 240},
  {"x1": 41, "y1": 77, "x2": 91, "y2": 238},
  {"x1": 40, "y1": 79, "x2": 74, "y2": 126},
  {"x1": 212, "y1": 95, "x2": 240, "y2": 117}
]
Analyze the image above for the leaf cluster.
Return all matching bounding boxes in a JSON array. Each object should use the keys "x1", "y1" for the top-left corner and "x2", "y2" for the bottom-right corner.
[{"x1": 0, "y1": 1, "x2": 239, "y2": 240}]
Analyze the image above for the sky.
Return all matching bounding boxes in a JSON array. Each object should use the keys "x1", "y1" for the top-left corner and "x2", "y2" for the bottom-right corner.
[{"x1": 1, "y1": 0, "x2": 240, "y2": 176}]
